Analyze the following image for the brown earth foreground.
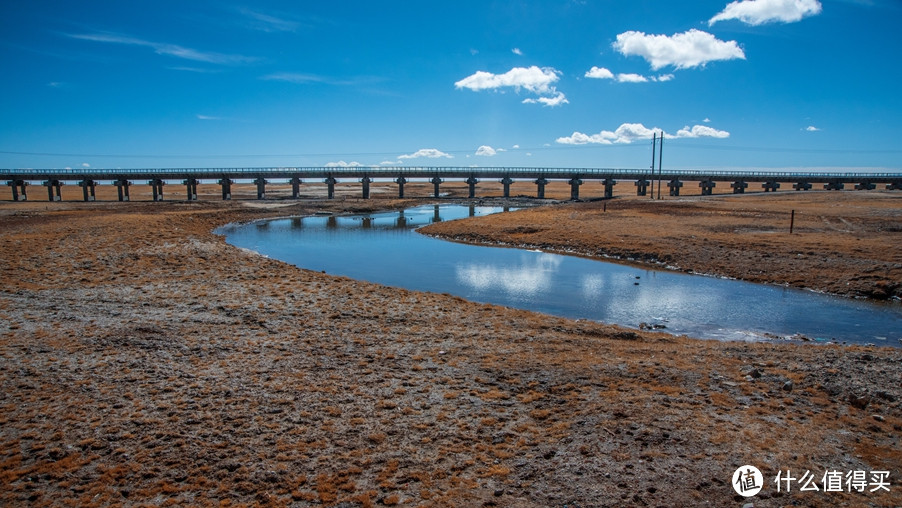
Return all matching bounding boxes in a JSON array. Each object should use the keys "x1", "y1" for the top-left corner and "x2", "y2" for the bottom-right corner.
[{"x1": 1, "y1": 188, "x2": 900, "y2": 507}]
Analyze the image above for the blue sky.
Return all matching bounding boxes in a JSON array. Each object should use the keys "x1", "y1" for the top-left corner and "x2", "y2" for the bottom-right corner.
[{"x1": 2, "y1": 0, "x2": 900, "y2": 171}]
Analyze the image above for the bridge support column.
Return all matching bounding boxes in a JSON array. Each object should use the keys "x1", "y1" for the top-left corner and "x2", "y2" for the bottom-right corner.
[
  {"x1": 324, "y1": 177, "x2": 337, "y2": 199},
  {"x1": 793, "y1": 182, "x2": 812, "y2": 191},
  {"x1": 887, "y1": 182, "x2": 902, "y2": 190},
  {"x1": 184, "y1": 178, "x2": 199, "y2": 201},
  {"x1": 824, "y1": 181, "x2": 844, "y2": 191},
  {"x1": 7, "y1": 180, "x2": 28, "y2": 201},
  {"x1": 602, "y1": 178, "x2": 616, "y2": 199},
  {"x1": 855, "y1": 182, "x2": 876, "y2": 190},
  {"x1": 466, "y1": 176, "x2": 478, "y2": 198},
  {"x1": 635, "y1": 179, "x2": 649, "y2": 196},
  {"x1": 78, "y1": 179, "x2": 96, "y2": 202},
  {"x1": 43, "y1": 180, "x2": 62, "y2": 201},
  {"x1": 568, "y1": 177, "x2": 583, "y2": 200},
  {"x1": 114, "y1": 179, "x2": 131, "y2": 201},
  {"x1": 535, "y1": 177, "x2": 549, "y2": 199},
  {"x1": 699, "y1": 180, "x2": 716, "y2": 196},
  {"x1": 668, "y1": 179, "x2": 683, "y2": 196},
  {"x1": 395, "y1": 176, "x2": 407, "y2": 198},
  {"x1": 219, "y1": 178, "x2": 232, "y2": 200},
  {"x1": 431, "y1": 176, "x2": 443, "y2": 197},
  {"x1": 731, "y1": 181, "x2": 747, "y2": 194},
  {"x1": 149, "y1": 178, "x2": 165, "y2": 201},
  {"x1": 361, "y1": 176, "x2": 371, "y2": 199},
  {"x1": 254, "y1": 177, "x2": 267, "y2": 200},
  {"x1": 501, "y1": 176, "x2": 514, "y2": 198},
  {"x1": 290, "y1": 177, "x2": 302, "y2": 199},
  {"x1": 762, "y1": 181, "x2": 780, "y2": 192}
]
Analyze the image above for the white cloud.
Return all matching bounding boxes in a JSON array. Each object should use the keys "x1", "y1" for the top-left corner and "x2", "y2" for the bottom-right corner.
[
  {"x1": 521, "y1": 91, "x2": 569, "y2": 107},
  {"x1": 476, "y1": 145, "x2": 497, "y2": 156},
  {"x1": 67, "y1": 32, "x2": 258, "y2": 65},
  {"x1": 512, "y1": 144, "x2": 520, "y2": 149},
  {"x1": 556, "y1": 122, "x2": 730, "y2": 145},
  {"x1": 587, "y1": 67, "x2": 675, "y2": 83},
  {"x1": 709, "y1": 0, "x2": 822, "y2": 26},
  {"x1": 675, "y1": 125, "x2": 730, "y2": 138},
  {"x1": 455, "y1": 65, "x2": 560, "y2": 94},
  {"x1": 585, "y1": 66, "x2": 614, "y2": 79},
  {"x1": 455, "y1": 66, "x2": 567, "y2": 106},
  {"x1": 81, "y1": 163, "x2": 91, "y2": 168},
  {"x1": 398, "y1": 148, "x2": 453, "y2": 160},
  {"x1": 512, "y1": 48, "x2": 523, "y2": 55},
  {"x1": 703, "y1": 117, "x2": 712, "y2": 123},
  {"x1": 238, "y1": 8, "x2": 300, "y2": 32},
  {"x1": 325, "y1": 160, "x2": 364, "y2": 167},
  {"x1": 617, "y1": 73, "x2": 648, "y2": 83},
  {"x1": 806, "y1": 125, "x2": 821, "y2": 131},
  {"x1": 196, "y1": 114, "x2": 220, "y2": 120},
  {"x1": 613, "y1": 29, "x2": 745, "y2": 70}
]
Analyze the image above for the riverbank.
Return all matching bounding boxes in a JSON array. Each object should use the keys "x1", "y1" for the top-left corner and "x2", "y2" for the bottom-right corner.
[
  {"x1": 1, "y1": 194, "x2": 900, "y2": 506},
  {"x1": 421, "y1": 191, "x2": 902, "y2": 301}
]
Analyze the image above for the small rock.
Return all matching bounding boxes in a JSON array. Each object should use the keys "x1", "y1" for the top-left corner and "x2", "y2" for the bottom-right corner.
[
  {"x1": 872, "y1": 414, "x2": 885, "y2": 422},
  {"x1": 748, "y1": 368, "x2": 762, "y2": 379},
  {"x1": 849, "y1": 392, "x2": 870, "y2": 410},
  {"x1": 494, "y1": 489, "x2": 504, "y2": 497},
  {"x1": 782, "y1": 381, "x2": 793, "y2": 392}
]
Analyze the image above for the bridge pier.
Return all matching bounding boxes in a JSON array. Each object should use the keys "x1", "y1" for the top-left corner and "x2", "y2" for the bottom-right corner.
[
  {"x1": 793, "y1": 182, "x2": 812, "y2": 191},
  {"x1": 290, "y1": 177, "x2": 302, "y2": 199},
  {"x1": 466, "y1": 176, "x2": 478, "y2": 198},
  {"x1": 731, "y1": 181, "x2": 748, "y2": 194},
  {"x1": 602, "y1": 178, "x2": 616, "y2": 199},
  {"x1": 568, "y1": 177, "x2": 583, "y2": 200},
  {"x1": 218, "y1": 178, "x2": 232, "y2": 200},
  {"x1": 824, "y1": 181, "x2": 844, "y2": 191},
  {"x1": 324, "y1": 177, "x2": 337, "y2": 199},
  {"x1": 396, "y1": 176, "x2": 407, "y2": 198},
  {"x1": 149, "y1": 178, "x2": 165, "y2": 201},
  {"x1": 79, "y1": 179, "x2": 96, "y2": 201},
  {"x1": 254, "y1": 177, "x2": 267, "y2": 199},
  {"x1": 887, "y1": 182, "x2": 902, "y2": 190},
  {"x1": 535, "y1": 177, "x2": 549, "y2": 199},
  {"x1": 114, "y1": 179, "x2": 131, "y2": 201},
  {"x1": 699, "y1": 180, "x2": 716, "y2": 196},
  {"x1": 635, "y1": 179, "x2": 649, "y2": 196},
  {"x1": 500, "y1": 176, "x2": 514, "y2": 198},
  {"x1": 43, "y1": 179, "x2": 62, "y2": 201},
  {"x1": 6, "y1": 179, "x2": 28, "y2": 201},
  {"x1": 361, "y1": 176, "x2": 371, "y2": 199},
  {"x1": 762, "y1": 181, "x2": 780, "y2": 192},
  {"x1": 184, "y1": 178, "x2": 199, "y2": 201},
  {"x1": 431, "y1": 176, "x2": 443, "y2": 198},
  {"x1": 668, "y1": 179, "x2": 683, "y2": 196},
  {"x1": 855, "y1": 182, "x2": 876, "y2": 190}
]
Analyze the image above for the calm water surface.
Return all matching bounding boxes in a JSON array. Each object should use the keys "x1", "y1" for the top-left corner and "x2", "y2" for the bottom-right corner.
[{"x1": 219, "y1": 205, "x2": 902, "y2": 346}]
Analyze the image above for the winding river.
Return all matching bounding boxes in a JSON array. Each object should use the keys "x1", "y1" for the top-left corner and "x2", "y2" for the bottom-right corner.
[{"x1": 218, "y1": 204, "x2": 902, "y2": 347}]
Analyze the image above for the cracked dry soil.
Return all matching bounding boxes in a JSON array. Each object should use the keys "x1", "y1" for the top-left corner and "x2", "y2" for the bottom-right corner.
[{"x1": 1, "y1": 190, "x2": 900, "y2": 507}]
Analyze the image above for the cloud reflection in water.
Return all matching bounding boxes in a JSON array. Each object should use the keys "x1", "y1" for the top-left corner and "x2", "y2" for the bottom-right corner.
[{"x1": 455, "y1": 253, "x2": 563, "y2": 299}]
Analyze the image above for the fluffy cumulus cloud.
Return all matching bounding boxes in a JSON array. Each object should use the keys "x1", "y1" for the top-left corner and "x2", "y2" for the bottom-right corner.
[
  {"x1": 455, "y1": 66, "x2": 567, "y2": 107},
  {"x1": 709, "y1": 0, "x2": 822, "y2": 26},
  {"x1": 585, "y1": 66, "x2": 615, "y2": 79},
  {"x1": 806, "y1": 125, "x2": 821, "y2": 131},
  {"x1": 613, "y1": 29, "x2": 745, "y2": 70},
  {"x1": 475, "y1": 145, "x2": 497, "y2": 156},
  {"x1": 325, "y1": 160, "x2": 364, "y2": 167},
  {"x1": 586, "y1": 67, "x2": 675, "y2": 83},
  {"x1": 398, "y1": 148, "x2": 453, "y2": 160},
  {"x1": 556, "y1": 122, "x2": 730, "y2": 145}
]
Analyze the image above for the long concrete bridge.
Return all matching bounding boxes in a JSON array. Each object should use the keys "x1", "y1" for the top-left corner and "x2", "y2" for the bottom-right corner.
[{"x1": 3, "y1": 167, "x2": 902, "y2": 202}]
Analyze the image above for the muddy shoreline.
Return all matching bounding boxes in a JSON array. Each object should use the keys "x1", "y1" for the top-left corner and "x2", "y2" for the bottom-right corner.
[{"x1": 1, "y1": 191, "x2": 901, "y2": 506}]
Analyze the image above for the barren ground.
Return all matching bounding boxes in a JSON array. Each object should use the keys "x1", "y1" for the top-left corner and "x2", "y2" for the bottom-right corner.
[{"x1": 1, "y1": 184, "x2": 900, "y2": 507}]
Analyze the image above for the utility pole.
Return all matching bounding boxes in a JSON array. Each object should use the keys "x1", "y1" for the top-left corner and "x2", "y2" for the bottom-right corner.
[
  {"x1": 650, "y1": 132, "x2": 657, "y2": 199},
  {"x1": 657, "y1": 132, "x2": 664, "y2": 200}
]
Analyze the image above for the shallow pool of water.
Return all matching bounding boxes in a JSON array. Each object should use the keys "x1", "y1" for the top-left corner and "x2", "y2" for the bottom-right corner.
[{"x1": 219, "y1": 205, "x2": 902, "y2": 346}]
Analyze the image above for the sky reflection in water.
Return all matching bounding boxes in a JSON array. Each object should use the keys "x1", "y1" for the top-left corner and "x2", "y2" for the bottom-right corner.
[{"x1": 220, "y1": 205, "x2": 902, "y2": 346}]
